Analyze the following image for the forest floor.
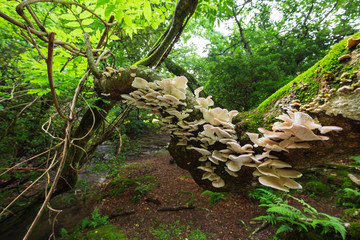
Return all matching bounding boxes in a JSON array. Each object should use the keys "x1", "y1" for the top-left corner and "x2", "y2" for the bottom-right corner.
[
  {"x1": 89, "y1": 129, "x2": 348, "y2": 240},
  {"x1": 2, "y1": 129, "x2": 357, "y2": 240}
]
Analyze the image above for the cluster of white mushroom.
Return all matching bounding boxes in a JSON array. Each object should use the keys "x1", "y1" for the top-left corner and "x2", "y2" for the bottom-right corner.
[
  {"x1": 121, "y1": 75, "x2": 342, "y2": 192},
  {"x1": 245, "y1": 111, "x2": 342, "y2": 191},
  {"x1": 120, "y1": 76, "x2": 206, "y2": 146}
]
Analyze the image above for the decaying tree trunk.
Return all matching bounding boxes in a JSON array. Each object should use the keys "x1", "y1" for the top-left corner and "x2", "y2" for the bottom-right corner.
[{"x1": 93, "y1": 34, "x2": 360, "y2": 193}]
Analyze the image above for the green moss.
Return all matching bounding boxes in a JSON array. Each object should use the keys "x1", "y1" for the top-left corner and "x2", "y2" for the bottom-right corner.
[
  {"x1": 77, "y1": 224, "x2": 130, "y2": 240},
  {"x1": 305, "y1": 181, "x2": 331, "y2": 197},
  {"x1": 337, "y1": 170, "x2": 350, "y2": 178},
  {"x1": 236, "y1": 32, "x2": 360, "y2": 126}
]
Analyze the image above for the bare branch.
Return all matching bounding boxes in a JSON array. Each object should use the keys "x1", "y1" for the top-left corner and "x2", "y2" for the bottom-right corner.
[
  {"x1": 46, "y1": 32, "x2": 70, "y2": 120},
  {"x1": 232, "y1": 7, "x2": 253, "y2": 55}
]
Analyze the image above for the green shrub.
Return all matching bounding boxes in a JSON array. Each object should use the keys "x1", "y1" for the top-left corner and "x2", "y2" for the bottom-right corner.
[{"x1": 79, "y1": 209, "x2": 108, "y2": 230}]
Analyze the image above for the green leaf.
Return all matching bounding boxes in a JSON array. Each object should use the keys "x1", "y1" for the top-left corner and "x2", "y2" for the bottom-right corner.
[
  {"x1": 96, "y1": 0, "x2": 108, "y2": 7},
  {"x1": 59, "y1": 14, "x2": 77, "y2": 20},
  {"x1": 83, "y1": 28, "x2": 94, "y2": 33},
  {"x1": 82, "y1": 19, "x2": 94, "y2": 25},
  {"x1": 124, "y1": 14, "x2": 132, "y2": 26},
  {"x1": 276, "y1": 224, "x2": 293, "y2": 235},
  {"x1": 143, "y1": 1, "x2": 152, "y2": 22},
  {"x1": 70, "y1": 28, "x2": 83, "y2": 36},
  {"x1": 79, "y1": 11, "x2": 93, "y2": 19},
  {"x1": 105, "y1": 5, "x2": 116, "y2": 18},
  {"x1": 66, "y1": 21, "x2": 80, "y2": 27},
  {"x1": 115, "y1": 10, "x2": 124, "y2": 22},
  {"x1": 110, "y1": 35, "x2": 120, "y2": 40}
]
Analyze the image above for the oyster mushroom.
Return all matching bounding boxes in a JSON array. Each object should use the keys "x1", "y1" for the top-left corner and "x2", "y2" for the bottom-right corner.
[{"x1": 345, "y1": 37, "x2": 360, "y2": 49}]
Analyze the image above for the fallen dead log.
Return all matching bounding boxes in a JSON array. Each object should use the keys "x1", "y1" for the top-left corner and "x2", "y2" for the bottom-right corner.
[
  {"x1": 109, "y1": 210, "x2": 135, "y2": 219},
  {"x1": 157, "y1": 205, "x2": 195, "y2": 212}
]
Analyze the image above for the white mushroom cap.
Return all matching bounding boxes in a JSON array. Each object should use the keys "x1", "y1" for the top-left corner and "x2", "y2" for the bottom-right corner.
[
  {"x1": 226, "y1": 154, "x2": 253, "y2": 172},
  {"x1": 257, "y1": 166, "x2": 278, "y2": 178},
  {"x1": 198, "y1": 166, "x2": 214, "y2": 173},
  {"x1": 208, "y1": 156, "x2": 219, "y2": 165},
  {"x1": 252, "y1": 151, "x2": 278, "y2": 162},
  {"x1": 198, "y1": 162, "x2": 215, "y2": 172},
  {"x1": 219, "y1": 139, "x2": 237, "y2": 144},
  {"x1": 201, "y1": 172, "x2": 213, "y2": 180},
  {"x1": 258, "y1": 128, "x2": 291, "y2": 140},
  {"x1": 212, "y1": 150, "x2": 228, "y2": 162},
  {"x1": 201, "y1": 124, "x2": 217, "y2": 139},
  {"x1": 225, "y1": 167, "x2": 239, "y2": 177},
  {"x1": 220, "y1": 149, "x2": 233, "y2": 154},
  {"x1": 212, "y1": 127, "x2": 233, "y2": 138},
  {"x1": 212, "y1": 178, "x2": 225, "y2": 188},
  {"x1": 196, "y1": 96, "x2": 214, "y2": 109},
  {"x1": 194, "y1": 87, "x2": 204, "y2": 98},
  {"x1": 171, "y1": 88, "x2": 186, "y2": 100},
  {"x1": 319, "y1": 126, "x2": 343, "y2": 134},
  {"x1": 288, "y1": 123, "x2": 329, "y2": 141},
  {"x1": 258, "y1": 176, "x2": 289, "y2": 192},
  {"x1": 276, "y1": 169, "x2": 302, "y2": 178},
  {"x1": 148, "y1": 82, "x2": 158, "y2": 89},
  {"x1": 176, "y1": 139, "x2": 188, "y2": 146},
  {"x1": 215, "y1": 119, "x2": 235, "y2": 129},
  {"x1": 292, "y1": 111, "x2": 322, "y2": 130},
  {"x1": 199, "y1": 155, "x2": 208, "y2": 162},
  {"x1": 268, "y1": 160, "x2": 292, "y2": 168},
  {"x1": 282, "y1": 178, "x2": 302, "y2": 189},
  {"x1": 172, "y1": 76, "x2": 188, "y2": 89},
  {"x1": 132, "y1": 77, "x2": 149, "y2": 89},
  {"x1": 227, "y1": 142, "x2": 253, "y2": 153},
  {"x1": 191, "y1": 147, "x2": 211, "y2": 155}
]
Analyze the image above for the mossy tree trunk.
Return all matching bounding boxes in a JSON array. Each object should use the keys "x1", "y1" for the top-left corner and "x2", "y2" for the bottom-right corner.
[{"x1": 95, "y1": 34, "x2": 360, "y2": 193}]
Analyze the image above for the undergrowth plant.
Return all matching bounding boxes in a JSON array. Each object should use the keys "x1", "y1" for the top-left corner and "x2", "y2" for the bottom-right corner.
[
  {"x1": 133, "y1": 181, "x2": 159, "y2": 202},
  {"x1": 150, "y1": 220, "x2": 208, "y2": 240},
  {"x1": 79, "y1": 209, "x2": 109, "y2": 230},
  {"x1": 201, "y1": 190, "x2": 229, "y2": 205},
  {"x1": 249, "y1": 188, "x2": 346, "y2": 239}
]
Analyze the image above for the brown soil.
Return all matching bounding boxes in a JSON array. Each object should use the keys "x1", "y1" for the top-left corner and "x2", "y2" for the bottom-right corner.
[{"x1": 94, "y1": 130, "x2": 347, "y2": 240}]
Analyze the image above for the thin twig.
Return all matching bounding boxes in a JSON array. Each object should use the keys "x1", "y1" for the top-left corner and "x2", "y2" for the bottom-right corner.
[{"x1": 25, "y1": 26, "x2": 46, "y2": 59}]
